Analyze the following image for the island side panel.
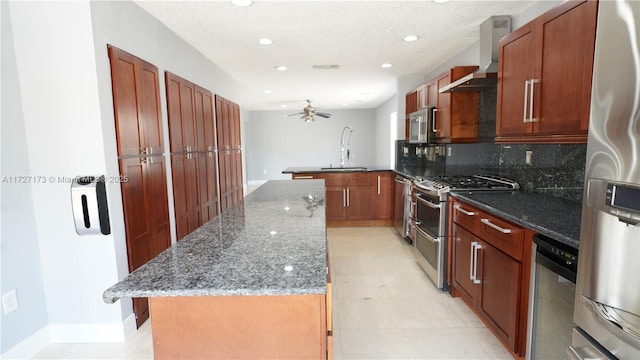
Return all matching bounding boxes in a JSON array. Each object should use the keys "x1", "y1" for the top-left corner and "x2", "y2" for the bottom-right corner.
[{"x1": 150, "y1": 294, "x2": 327, "y2": 359}]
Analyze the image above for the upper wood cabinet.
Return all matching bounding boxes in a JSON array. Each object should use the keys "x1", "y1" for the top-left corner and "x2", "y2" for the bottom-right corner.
[
  {"x1": 433, "y1": 66, "x2": 480, "y2": 143},
  {"x1": 108, "y1": 46, "x2": 164, "y2": 157},
  {"x1": 496, "y1": 0, "x2": 598, "y2": 143}
]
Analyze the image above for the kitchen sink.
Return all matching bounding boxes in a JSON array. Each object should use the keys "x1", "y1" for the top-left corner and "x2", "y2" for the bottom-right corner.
[{"x1": 320, "y1": 166, "x2": 368, "y2": 171}]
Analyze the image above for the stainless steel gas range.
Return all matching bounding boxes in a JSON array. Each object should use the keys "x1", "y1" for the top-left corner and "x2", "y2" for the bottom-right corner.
[{"x1": 412, "y1": 175, "x2": 519, "y2": 289}]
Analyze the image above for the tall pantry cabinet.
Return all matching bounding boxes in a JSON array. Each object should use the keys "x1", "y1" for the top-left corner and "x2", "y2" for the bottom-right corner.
[
  {"x1": 108, "y1": 45, "x2": 171, "y2": 327},
  {"x1": 165, "y1": 72, "x2": 220, "y2": 241},
  {"x1": 215, "y1": 95, "x2": 243, "y2": 211}
]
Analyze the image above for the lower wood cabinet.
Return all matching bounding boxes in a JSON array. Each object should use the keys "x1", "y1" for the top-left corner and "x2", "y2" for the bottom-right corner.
[
  {"x1": 149, "y1": 294, "x2": 331, "y2": 359},
  {"x1": 292, "y1": 171, "x2": 394, "y2": 227},
  {"x1": 450, "y1": 199, "x2": 532, "y2": 357}
]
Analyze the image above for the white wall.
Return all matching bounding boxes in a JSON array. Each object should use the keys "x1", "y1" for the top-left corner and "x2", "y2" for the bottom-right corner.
[
  {"x1": 3, "y1": 2, "x2": 127, "y2": 357},
  {"x1": 1, "y1": 1, "x2": 49, "y2": 354},
  {"x1": 373, "y1": 95, "x2": 398, "y2": 167},
  {"x1": 1, "y1": 0, "x2": 248, "y2": 357},
  {"x1": 247, "y1": 109, "x2": 377, "y2": 182}
]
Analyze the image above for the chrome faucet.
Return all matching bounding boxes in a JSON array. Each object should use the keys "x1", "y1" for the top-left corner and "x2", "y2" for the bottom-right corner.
[{"x1": 340, "y1": 126, "x2": 354, "y2": 167}]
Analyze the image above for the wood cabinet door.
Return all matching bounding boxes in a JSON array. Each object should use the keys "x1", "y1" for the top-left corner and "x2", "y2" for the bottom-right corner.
[
  {"x1": 232, "y1": 149, "x2": 244, "y2": 204},
  {"x1": 496, "y1": 22, "x2": 537, "y2": 138},
  {"x1": 535, "y1": 0, "x2": 597, "y2": 136},
  {"x1": 324, "y1": 186, "x2": 347, "y2": 222},
  {"x1": 435, "y1": 71, "x2": 451, "y2": 140},
  {"x1": 109, "y1": 46, "x2": 164, "y2": 157},
  {"x1": 478, "y1": 242, "x2": 521, "y2": 352},
  {"x1": 198, "y1": 151, "x2": 219, "y2": 223},
  {"x1": 375, "y1": 172, "x2": 394, "y2": 221},
  {"x1": 170, "y1": 154, "x2": 201, "y2": 240},
  {"x1": 165, "y1": 72, "x2": 196, "y2": 153},
  {"x1": 452, "y1": 224, "x2": 479, "y2": 304},
  {"x1": 346, "y1": 185, "x2": 376, "y2": 221},
  {"x1": 119, "y1": 155, "x2": 170, "y2": 327},
  {"x1": 426, "y1": 81, "x2": 437, "y2": 107}
]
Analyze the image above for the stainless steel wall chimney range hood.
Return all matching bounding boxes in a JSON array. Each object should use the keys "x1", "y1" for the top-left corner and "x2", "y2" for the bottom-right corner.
[{"x1": 440, "y1": 15, "x2": 511, "y2": 93}]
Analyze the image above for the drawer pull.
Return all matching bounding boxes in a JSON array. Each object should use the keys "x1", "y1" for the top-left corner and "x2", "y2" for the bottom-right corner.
[
  {"x1": 481, "y1": 218, "x2": 512, "y2": 234},
  {"x1": 454, "y1": 204, "x2": 476, "y2": 216}
]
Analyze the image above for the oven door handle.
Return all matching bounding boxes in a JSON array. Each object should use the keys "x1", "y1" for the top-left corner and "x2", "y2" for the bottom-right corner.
[
  {"x1": 416, "y1": 226, "x2": 439, "y2": 243},
  {"x1": 416, "y1": 195, "x2": 441, "y2": 209}
]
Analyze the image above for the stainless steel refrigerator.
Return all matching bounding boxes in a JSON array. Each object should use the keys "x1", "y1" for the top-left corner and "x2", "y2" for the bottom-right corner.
[{"x1": 571, "y1": 1, "x2": 640, "y2": 359}]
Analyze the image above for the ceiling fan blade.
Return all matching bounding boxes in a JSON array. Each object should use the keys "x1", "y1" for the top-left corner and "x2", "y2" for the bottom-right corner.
[
  {"x1": 315, "y1": 113, "x2": 332, "y2": 118},
  {"x1": 286, "y1": 112, "x2": 305, "y2": 117}
]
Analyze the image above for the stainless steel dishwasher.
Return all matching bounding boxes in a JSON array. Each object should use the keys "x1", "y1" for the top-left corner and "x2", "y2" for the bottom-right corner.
[
  {"x1": 393, "y1": 176, "x2": 411, "y2": 238},
  {"x1": 526, "y1": 234, "x2": 578, "y2": 360}
]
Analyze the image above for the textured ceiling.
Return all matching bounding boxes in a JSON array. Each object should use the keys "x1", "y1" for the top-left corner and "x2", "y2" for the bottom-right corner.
[{"x1": 134, "y1": 0, "x2": 536, "y2": 111}]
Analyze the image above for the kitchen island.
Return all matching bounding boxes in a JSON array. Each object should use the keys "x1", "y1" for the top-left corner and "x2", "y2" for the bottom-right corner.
[{"x1": 103, "y1": 180, "x2": 331, "y2": 359}]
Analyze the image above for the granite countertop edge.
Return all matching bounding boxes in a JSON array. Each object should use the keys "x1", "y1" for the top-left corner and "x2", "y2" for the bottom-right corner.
[
  {"x1": 103, "y1": 180, "x2": 328, "y2": 303},
  {"x1": 450, "y1": 191, "x2": 581, "y2": 250}
]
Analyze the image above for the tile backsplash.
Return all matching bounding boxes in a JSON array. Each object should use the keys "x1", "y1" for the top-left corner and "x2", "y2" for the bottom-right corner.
[{"x1": 396, "y1": 141, "x2": 586, "y2": 203}]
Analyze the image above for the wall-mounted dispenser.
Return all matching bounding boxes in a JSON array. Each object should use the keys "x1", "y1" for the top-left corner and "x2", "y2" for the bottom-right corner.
[{"x1": 71, "y1": 175, "x2": 111, "y2": 235}]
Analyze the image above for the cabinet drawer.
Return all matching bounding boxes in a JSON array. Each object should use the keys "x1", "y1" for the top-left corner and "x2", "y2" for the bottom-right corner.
[
  {"x1": 316, "y1": 173, "x2": 346, "y2": 187},
  {"x1": 292, "y1": 173, "x2": 316, "y2": 180},
  {"x1": 477, "y1": 214, "x2": 523, "y2": 261},
  {"x1": 452, "y1": 201, "x2": 479, "y2": 232},
  {"x1": 347, "y1": 172, "x2": 376, "y2": 186}
]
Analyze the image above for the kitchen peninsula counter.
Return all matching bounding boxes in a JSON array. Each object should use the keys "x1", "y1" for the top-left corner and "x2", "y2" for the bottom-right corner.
[{"x1": 103, "y1": 180, "x2": 331, "y2": 359}]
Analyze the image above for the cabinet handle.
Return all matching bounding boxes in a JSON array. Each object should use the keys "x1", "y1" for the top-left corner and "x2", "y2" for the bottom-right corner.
[
  {"x1": 522, "y1": 80, "x2": 529, "y2": 123},
  {"x1": 470, "y1": 241, "x2": 476, "y2": 281},
  {"x1": 529, "y1": 79, "x2": 539, "y2": 123},
  {"x1": 346, "y1": 188, "x2": 350, "y2": 207},
  {"x1": 454, "y1": 204, "x2": 476, "y2": 216},
  {"x1": 473, "y1": 242, "x2": 482, "y2": 284},
  {"x1": 481, "y1": 218, "x2": 512, "y2": 233},
  {"x1": 432, "y1": 109, "x2": 438, "y2": 133},
  {"x1": 377, "y1": 176, "x2": 381, "y2": 195},
  {"x1": 343, "y1": 189, "x2": 346, "y2": 208}
]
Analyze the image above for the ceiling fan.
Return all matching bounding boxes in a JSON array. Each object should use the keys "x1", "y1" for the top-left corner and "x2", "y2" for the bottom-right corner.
[{"x1": 286, "y1": 100, "x2": 332, "y2": 122}]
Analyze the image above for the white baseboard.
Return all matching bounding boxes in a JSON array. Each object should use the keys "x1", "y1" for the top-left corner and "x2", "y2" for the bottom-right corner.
[
  {"x1": 1, "y1": 326, "x2": 50, "y2": 360},
  {"x1": 1, "y1": 314, "x2": 137, "y2": 359},
  {"x1": 247, "y1": 179, "x2": 268, "y2": 187},
  {"x1": 49, "y1": 313, "x2": 137, "y2": 342}
]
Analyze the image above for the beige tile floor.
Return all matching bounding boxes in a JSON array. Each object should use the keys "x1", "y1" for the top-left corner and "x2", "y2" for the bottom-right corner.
[{"x1": 33, "y1": 227, "x2": 512, "y2": 360}]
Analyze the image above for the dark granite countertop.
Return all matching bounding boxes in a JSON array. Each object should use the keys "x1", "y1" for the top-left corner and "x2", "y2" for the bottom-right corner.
[
  {"x1": 103, "y1": 180, "x2": 327, "y2": 303},
  {"x1": 282, "y1": 166, "x2": 393, "y2": 174},
  {"x1": 450, "y1": 190, "x2": 582, "y2": 249}
]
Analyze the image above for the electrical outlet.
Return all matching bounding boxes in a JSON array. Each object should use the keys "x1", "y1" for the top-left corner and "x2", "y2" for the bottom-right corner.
[
  {"x1": 2, "y1": 289, "x2": 18, "y2": 315},
  {"x1": 525, "y1": 150, "x2": 533, "y2": 165},
  {"x1": 263, "y1": 169, "x2": 267, "y2": 174},
  {"x1": 447, "y1": 147, "x2": 452, "y2": 157}
]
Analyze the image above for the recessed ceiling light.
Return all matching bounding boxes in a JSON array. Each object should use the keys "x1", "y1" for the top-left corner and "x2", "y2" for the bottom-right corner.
[
  {"x1": 275, "y1": 65, "x2": 288, "y2": 71},
  {"x1": 433, "y1": 0, "x2": 451, "y2": 3},
  {"x1": 264, "y1": 90, "x2": 272, "y2": 94},
  {"x1": 381, "y1": 63, "x2": 393, "y2": 68},
  {"x1": 258, "y1": 38, "x2": 272, "y2": 45},
  {"x1": 342, "y1": 103, "x2": 349, "y2": 106},
  {"x1": 231, "y1": 0, "x2": 253, "y2": 6},
  {"x1": 280, "y1": 104, "x2": 287, "y2": 108},
  {"x1": 403, "y1": 35, "x2": 419, "y2": 42}
]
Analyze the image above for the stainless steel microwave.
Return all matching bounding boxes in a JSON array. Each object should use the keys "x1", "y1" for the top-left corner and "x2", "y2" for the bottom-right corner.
[{"x1": 408, "y1": 107, "x2": 436, "y2": 143}]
